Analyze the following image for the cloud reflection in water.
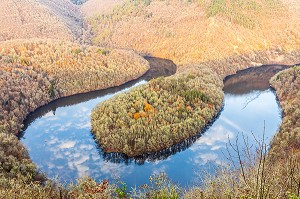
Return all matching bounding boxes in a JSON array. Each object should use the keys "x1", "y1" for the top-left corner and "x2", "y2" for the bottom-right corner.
[{"x1": 21, "y1": 65, "x2": 283, "y2": 188}]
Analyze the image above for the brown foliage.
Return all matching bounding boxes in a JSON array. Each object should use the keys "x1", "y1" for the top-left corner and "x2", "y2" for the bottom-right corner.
[
  {"x1": 0, "y1": 39, "x2": 149, "y2": 134},
  {"x1": 87, "y1": 0, "x2": 300, "y2": 66},
  {"x1": 270, "y1": 66, "x2": 300, "y2": 159},
  {"x1": 91, "y1": 64, "x2": 223, "y2": 156},
  {"x1": 0, "y1": 39, "x2": 149, "y2": 194},
  {"x1": 0, "y1": 0, "x2": 77, "y2": 42}
]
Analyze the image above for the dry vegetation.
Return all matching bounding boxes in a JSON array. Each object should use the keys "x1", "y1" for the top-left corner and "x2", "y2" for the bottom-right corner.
[
  {"x1": 182, "y1": 67, "x2": 300, "y2": 199},
  {"x1": 87, "y1": 1, "x2": 300, "y2": 197},
  {"x1": 81, "y1": 0, "x2": 125, "y2": 17},
  {"x1": 87, "y1": 0, "x2": 300, "y2": 66},
  {"x1": 184, "y1": 152, "x2": 299, "y2": 198},
  {"x1": 0, "y1": 0, "x2": 71, "y2": 41},
  {"x1": 87, "y1": 0, "x2": 300, "y2": 194},
  {"x1": 38, "y1": 0, "x2": 90, "y2": 43}
]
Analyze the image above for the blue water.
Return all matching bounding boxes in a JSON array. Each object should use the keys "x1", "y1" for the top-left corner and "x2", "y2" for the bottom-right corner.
[{"x1": 20, "y1": 70, "x2": 282, "y2": 188}]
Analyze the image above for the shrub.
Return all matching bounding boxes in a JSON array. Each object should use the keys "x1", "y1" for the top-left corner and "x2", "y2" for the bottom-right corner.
[{"x1": 131, "y1": 173, "x2": 181, "y2": 199}]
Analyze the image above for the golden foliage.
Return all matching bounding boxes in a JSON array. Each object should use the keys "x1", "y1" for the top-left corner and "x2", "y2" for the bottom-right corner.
[
  {"x1": 0, "y1": 39, "x2": 149, "y2": 194},
  {"x1": 91, "y1": 64, "x2": 224, "y2": 156},
  {"x1": 86, "y1": 0, "x2": 300, "y2": 66},
  {"x1": 133, "y1": 112, "x2": 141, "y2": 119},
  {"x1": 0, "y1": 39, "x2": 149, "y2": 134}
]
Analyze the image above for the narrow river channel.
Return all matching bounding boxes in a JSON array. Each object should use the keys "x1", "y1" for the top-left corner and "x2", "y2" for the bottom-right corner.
[{"x1": 19, "y1": 61, "x2": 285, "y2": 188}]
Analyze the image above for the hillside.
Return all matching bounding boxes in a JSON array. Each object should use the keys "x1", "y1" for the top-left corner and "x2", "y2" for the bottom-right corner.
[
  {"x1": 270, "y1": 66, "x2": 300, "y2": 158},
  {"x1": 38, "y1": 0, "x2": 88, "y2": 42},
  {"x1": 0, "y1": 0, "x2": 299, "y2": 198},
  {"x1": 86, "y1": 0, "x2": 300, "y2": 67},
  {"x1": 0, "y1": 39, "x2": 149, "y2": 134},
  {"x1": 0, "y1": 0, "x2": 85, "y2": 42},
  {"x1": 81, "y1": 0, "x2": 125, "y2": 17},
  {"x1": 0, "y1": 39, "x2": 149, "y2": 198}
]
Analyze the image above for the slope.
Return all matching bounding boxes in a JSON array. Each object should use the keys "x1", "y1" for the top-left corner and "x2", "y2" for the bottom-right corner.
[
  {"x1": 86, "y1": 0, "x2": 300, "y2": 68},
  {"x1": 0, "y1": 0, "x2": 85, "y2": 42}
]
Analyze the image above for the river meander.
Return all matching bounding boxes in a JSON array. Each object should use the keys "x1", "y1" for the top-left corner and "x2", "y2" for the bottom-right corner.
[{"x1": 20, "y1": 63, "x2": 285, "y2": 188}]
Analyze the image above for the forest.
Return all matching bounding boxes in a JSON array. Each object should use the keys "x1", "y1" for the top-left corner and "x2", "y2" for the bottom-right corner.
[{"x1": 0, "y1": 0, "x2": 299, "y2": 198}]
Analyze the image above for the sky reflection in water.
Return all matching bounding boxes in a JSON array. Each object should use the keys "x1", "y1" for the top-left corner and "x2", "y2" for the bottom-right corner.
[{"x1": 21, "y1": 75, "x2": 282, "y2": 188}]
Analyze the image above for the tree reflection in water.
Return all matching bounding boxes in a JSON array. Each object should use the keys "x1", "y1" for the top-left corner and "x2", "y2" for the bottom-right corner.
[
  {"x1": 96, "y1": 107, "x2": 223, "y2": 165},
  {"x1": 19, "y1": 63, "x2": 289, "y2": 188},
  {"x1": 96, "y1": 64, "x2": 292, "y2": 165},
  {"x1": 19, "y1": 56, "x2": 177, "y2": 138}
]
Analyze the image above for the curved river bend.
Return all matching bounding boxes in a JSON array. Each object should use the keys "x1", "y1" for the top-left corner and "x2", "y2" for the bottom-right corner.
[{"x1": 20, "y1": 62, "x2": 285, "y2": 188}]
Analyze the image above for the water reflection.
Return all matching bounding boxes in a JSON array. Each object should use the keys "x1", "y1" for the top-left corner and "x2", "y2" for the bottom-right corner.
[
  {"x1": 20, "y1": 64, "x2": 285, "y2": 188},
  {"x1": 223, "y1": 64, "x2": 289, "y2": 94},
  {"x1": 19, "y1": 56, "x2": 177, "y2": 135},
  {"x1": 96, "y1": 109, "x2": 223, "y2": 165}
]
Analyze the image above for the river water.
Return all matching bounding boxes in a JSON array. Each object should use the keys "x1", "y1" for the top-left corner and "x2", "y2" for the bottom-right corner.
[{"x1": 20, "y1": 62, "x2": 285, "y2": 188}]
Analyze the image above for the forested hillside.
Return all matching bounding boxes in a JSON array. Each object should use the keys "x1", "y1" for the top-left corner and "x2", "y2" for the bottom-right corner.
[
  {"x1": 86, "y1": 0, "x2": 300, "y2": 66},
  {"x1": 0, "y1": 0, "x2": 299, "y2": 198},
  {"x1": 0, "y1": 0, "x2": 88, "y2": 42}
]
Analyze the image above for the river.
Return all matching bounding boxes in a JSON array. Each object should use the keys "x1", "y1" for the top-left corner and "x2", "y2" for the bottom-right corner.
[{"x1": 19, "y1": 61, "x2": 285, "y2": 188}]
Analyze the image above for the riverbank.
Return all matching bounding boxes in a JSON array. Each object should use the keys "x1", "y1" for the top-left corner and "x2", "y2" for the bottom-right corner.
[
  {"x1": 1, "y1": 53, "x2": 299, "y2": 198},
  {"x1": 91, "y1": 48, "x2": 300, "y2": 157},
  {"x1": 0, "y1": 39, "x2": 149, "y2": 134},
  {"x1": 185, "y1": 66, "x2": 300, "y2": 199},
  {"x1": 270, "y1": 66, "x2": 300, "y2": 159},
  {"x1": 0, "y1": 0, "x2": 299, "y2": 198},
  {"x1": 0, "y1": 39, "x2": 149, "y2": 197},
  {"x1": 20, "y1": 64, "x2": 283, "y2": 189},
  {"x1": 91, "y1": 64, "x2": 223, "y2": 156}
]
